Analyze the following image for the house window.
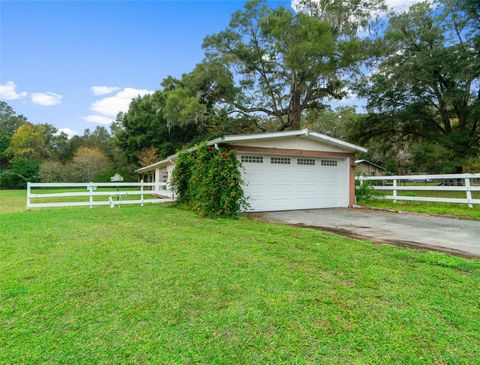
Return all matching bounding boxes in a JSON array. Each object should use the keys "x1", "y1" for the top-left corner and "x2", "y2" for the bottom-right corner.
[
  {"x1": 321, "y1": 159, "x2": 338, "y2": 166},
  {"x1": 297, "y1": 158, "x2": 315, "y2": 165},
  {"x1": 241, "y1": 155, "x2": 263, "y2": 163},
  {"x1": 271, "y1": 157, "x2": 291, "y2": 164}
]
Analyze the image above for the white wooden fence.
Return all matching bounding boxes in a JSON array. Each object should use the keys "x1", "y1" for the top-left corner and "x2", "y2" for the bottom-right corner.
[
  {"x1": 27, "y1": 181, "x2": 174, "y2": 210},
  {"x1": 356, "y1": 173, "x2": 480, "y2": 208}
]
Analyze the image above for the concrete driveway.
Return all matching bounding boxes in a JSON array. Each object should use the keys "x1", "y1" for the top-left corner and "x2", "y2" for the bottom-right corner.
[{"x1": 259, "y1": 208, "x2": 480, "y2": 258}]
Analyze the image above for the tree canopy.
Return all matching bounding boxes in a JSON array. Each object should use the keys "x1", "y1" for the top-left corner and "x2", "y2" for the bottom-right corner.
[
  {"x1": 113, "y1": 91, "x2": 202, "y2": 162},
  {"x1": 353, "y1": 0, "x2": 480, "y2": 172},
  {"x1": 201, "y1": 0, "x2": 375, "y2": 130}
]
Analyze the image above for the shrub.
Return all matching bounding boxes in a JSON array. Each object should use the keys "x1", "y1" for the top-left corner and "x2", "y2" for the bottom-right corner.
[
  {"x1": 171, "y1": 143, "x2": 247, "y2": 217},
  {"x1": 71, "y1": 147, "x2": 112, "y2": 182},
  {"x1": 355, "y1": 180, "x2": 376, "y2": 201},
  {"x1": 0, "y1": 171, "x2": 23, "y2": 189},
  {"x1": 0, "y1": 158, "x2": 40, "y2": 189},
  {"x1": 39, "y1": 160, "x2": 72, "y2": 182},
  {"x1": 171, "y1": 150, "x2": 194, "y2": 204}
]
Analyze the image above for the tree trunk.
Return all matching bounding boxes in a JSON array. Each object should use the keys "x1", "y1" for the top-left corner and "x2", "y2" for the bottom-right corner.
[
  {"x1": 290, "y1": 112, "x2": 301, "y2": 130},
  {"x1": 289, "y1": 89, "x2": 302, "y2": 130}
]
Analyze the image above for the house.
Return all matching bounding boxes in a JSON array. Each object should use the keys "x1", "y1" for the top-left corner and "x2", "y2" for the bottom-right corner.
[
  {"x1": 355, "y1": 159, "x2": 386, "y2": 176},
  {"x1": 137, "y1": 129, "x2": 367, "y2": 212}
]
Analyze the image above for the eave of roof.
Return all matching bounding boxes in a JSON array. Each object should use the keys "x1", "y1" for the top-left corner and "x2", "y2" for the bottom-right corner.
[
  {"x1": 355, "y1": 159, "x2": 385, "y2": 170},
  {"x1": 210, "y1": 129, "x2": 367, "y2": 153},
  {"x1": 136, "y1": 155, "x2": 177, "y2": 173}
]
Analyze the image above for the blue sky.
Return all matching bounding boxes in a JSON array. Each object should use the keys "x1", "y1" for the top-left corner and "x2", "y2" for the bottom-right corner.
[{"x1": 1, "y1": 0, "x2": 418, "y2": 137}]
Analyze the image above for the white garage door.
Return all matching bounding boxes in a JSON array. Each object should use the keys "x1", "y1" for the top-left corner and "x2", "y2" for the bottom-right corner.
[{"x1": 240, "y1": 154, "x2": 349, "y2": 212}]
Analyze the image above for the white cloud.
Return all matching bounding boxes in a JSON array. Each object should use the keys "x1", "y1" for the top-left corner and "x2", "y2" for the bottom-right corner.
[
  {"x1": 91, "y1": 86, "x2": 120, "y2": 96},
  {"x1": 385, "y1": 0, "x2": 424, "y2": 10},
  {"x1": 292, "y1": 0, "x2": 425, "y2": 14},
  {"x1": 0, "y1": 81, "x2": 28, "y2": 100},
  {"x1": 83, "y1": 114, "x2": 114, "y2": 125},
  {"x1": 57, "y1": 128, "x2": 78, "y2": 138},
  {"x1": 90, "y1": 87, "x2": 153, "y2": 118},
  {"x1": 84, "y1": 87, "x2": 153, "y2": 125},
  {"x1": 31, "y1": 92, "x2": 62, "y2": 106},
  {"x1": 342, "y1": 90, "x2": 358, "y2": 101}
]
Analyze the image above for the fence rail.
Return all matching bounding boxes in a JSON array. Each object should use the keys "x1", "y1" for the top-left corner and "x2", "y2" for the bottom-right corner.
[
  {"x1": 27, "y1": 181, "x2": 174, "y2": 210},
  {"x1": 356, "y1": 173, "x2": 480, "y2": 208}
]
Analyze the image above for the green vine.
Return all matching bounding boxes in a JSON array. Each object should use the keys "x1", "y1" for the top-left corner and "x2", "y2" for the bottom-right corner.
[{"x1": 171, "y1": 143, "x2": 247, "y2": 217}]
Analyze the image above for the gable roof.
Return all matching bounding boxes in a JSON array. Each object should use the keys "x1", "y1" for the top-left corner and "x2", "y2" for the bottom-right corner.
[
  {"x1": 355, "y1": 159, "x2": 385, "y2": 170},
  {"x1": 209, "y1": 129, "x2": 367, "y2": 153},
  {"x1": 137, "y1": 129, "x2": 367, "y2": 173}
]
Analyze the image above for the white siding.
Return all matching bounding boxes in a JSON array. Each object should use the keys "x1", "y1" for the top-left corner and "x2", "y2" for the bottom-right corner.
[{"x1": 230, "y1": 136, "x2": 348, "y2": 152}]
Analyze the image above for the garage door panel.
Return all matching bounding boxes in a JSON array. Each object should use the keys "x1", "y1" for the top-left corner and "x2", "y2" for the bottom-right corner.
[{"x1": 240, "y1": 155, "x2": 348, "y2": 212}]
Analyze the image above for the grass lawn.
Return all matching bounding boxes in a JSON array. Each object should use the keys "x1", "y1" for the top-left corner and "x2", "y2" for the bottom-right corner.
[
  {"x1": 0, "y1": 189, "x2": 26, "y2": 213},
  {"x1": 1, "y1": 190, "x2": 480, "y2": 363},
  {"x1": 0, "y1": 188, "x2": 162, "y2": 214},
  {"x1": 359, "y1": 198, "x2": 480, "y2": 220}
]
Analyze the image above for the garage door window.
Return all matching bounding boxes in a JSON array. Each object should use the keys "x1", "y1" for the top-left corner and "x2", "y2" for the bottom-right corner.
[
  {"x1": 271, "y1": 157, "x2": 291, "y2": 164},
  {"x1": 297, "y1": 158, "x2": 315, "y2": 165},
  {"x1": 321, "y1": 159, "x2": 338, "y2": 166},
  {"x1": 241, "y1": 155, "x2": 263, "y2": 163}
]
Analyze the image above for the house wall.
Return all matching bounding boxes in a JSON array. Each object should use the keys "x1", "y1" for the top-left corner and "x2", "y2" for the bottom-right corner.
[
  {"x1": 229, "y1": 136, "x2": 347, "y2": 152},
  {"x1": 357, "y1": 163, "x2": 384, "y2": 176}
]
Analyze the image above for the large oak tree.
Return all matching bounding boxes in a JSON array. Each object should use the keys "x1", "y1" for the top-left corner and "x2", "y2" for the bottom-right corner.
[
  {"x1": 202, "y1": 0, "x2": 378, "y2": 130},
  {"x1": 354, "y1": 0, "x2": 480, "y2": 173}
]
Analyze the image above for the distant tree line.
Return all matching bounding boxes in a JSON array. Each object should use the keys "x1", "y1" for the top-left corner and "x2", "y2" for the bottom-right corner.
[
  {"x1": 0, "y1": 101, "x2": 136, "y2": 188},
  {"x1": 1, "y1": 0, "x2": 479, "y2": 188}
]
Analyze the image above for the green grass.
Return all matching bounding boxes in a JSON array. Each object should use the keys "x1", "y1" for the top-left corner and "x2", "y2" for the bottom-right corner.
[
  {"x1": 0, "y1": 188, "x2": 162, "y2": 214},
  {"x1": 1, "y1": 190, "x2": 480, "y2": 363},
  {"x1": 360, "y1": 198, "x2": 480, "y2": 220},
  {"x1": 0, "y1": 189, "x2": 26, "y2": 213}
]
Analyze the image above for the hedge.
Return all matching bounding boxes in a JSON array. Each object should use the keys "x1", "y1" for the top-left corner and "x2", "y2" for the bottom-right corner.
[{"x1": 171, "y1": 143, "x2": 247, "y2": 217}]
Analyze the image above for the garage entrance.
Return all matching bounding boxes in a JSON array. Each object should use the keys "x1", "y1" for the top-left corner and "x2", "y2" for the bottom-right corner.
[{"x1": 240, "y1": 154, "x2": 349, "y2": 212}]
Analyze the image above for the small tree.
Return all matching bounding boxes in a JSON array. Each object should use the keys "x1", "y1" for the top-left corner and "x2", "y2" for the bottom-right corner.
[
  {"x1": 138, "y1": 146, "x2": 159, "y2": 167},
  {"x1": 39, "y1": 160, "x2": 72, "y2": 182},
  {"x1": 71, "y1": 147, "x2": 111, "y2": 182},
  {"x1": 7, "y1": 124, "x2": 47, "y2": 161}
]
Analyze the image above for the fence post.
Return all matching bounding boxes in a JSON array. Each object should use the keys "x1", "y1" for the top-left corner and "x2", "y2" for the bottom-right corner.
[
  {"x1": 140, "y1": 179, "x2": 144, "y2": 207},
  {"x1": 393, "y1": 178, "x2": 397, "y2": 204},
  {"x1": 155, "y1": 168, "x2": 160, "y2": 193},
  {"x1": 89, "y1": 182, "x2": 93, "y2": 209},
  {"x1": 465, "y1": 177, "x2": 473, "y2": 208},
  {"x1": 27, "y1": 182, "x2": 31, "y2": 210}
]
